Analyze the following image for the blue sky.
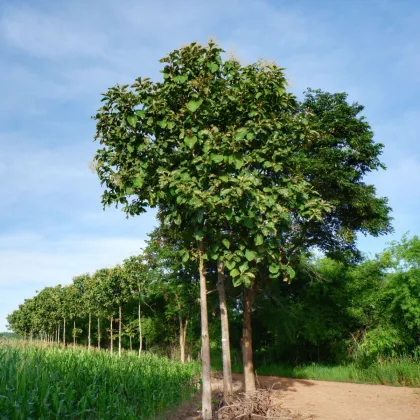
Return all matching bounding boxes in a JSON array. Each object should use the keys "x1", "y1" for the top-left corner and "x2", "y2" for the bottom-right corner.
[{"x1": 1, "y1": 0, "x2": 419, "y2": 331}]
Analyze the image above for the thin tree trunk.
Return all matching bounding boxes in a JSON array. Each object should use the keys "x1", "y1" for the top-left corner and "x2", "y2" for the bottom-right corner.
[
  {"x1": 130, "y1": 336, "x2": 132, "y2": 351},
  {"x1": 198, "y1": 240, "x2": 212, "y2": 420},
  {"x1": 118, "y1": 305, "x2": 122, "y2": 357},
  {"x1": 241, "y1": 286, "x2": 256, "y2": 393},
  {"x1": 217, "y1": 260, "x2": 233, "y2": 399},
  {"x1": 179, "y1": 315, "x2": 184, "y2": 363},
  {"x1": 88, "y1": 313, "x2": 91, "y2": 350},
  {"x1": 179, "y1": 315, "x2": 189, "y2": 363},
  {"x1": 63, "y1": 318, "x2": 66, "y2": 347},
  {"x1": 138, "y1": 300, "x2": 142, "y2": 358},
  {"x1": 58, "y1": 323, "x2": 60, "y2": 345},
  {"x1": 97, "y1": 317, "x2": 101, "y2": 350},
  {"x1": 110, "y1": 317, "x2": 113, "y2": 356},
  {"x1": 30, "y1": 329, "x2": 33, "y2": 342},
  {"x1": 73, "y1": 320, "x2": 76, "y2": 345}
]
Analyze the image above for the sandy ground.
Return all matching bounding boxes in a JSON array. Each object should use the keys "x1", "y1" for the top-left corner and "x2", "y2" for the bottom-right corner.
[
  {"x1": 254, "y1": 374, "x2": 420, "y2": 420},
  {"x1": 165, "y1": 373, "x2": 420, "y2": 420}
]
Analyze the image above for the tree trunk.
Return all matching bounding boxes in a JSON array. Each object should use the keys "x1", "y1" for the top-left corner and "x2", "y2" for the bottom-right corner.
[
  {"x1": 110, "y1": 317, "x2": 113, "y2": 356},
  {"x1": 179, "y1": 315, "x2": 189, "y2": 363},
  {"x1": 138, "y1": 300, "x2": 142, "y2": 358},
  {"x1": 88, "y1": 313, "x2": 91, "y2": 350},
  {"x1": 217, "y1": 260, "x2": 233, "y2": 399},
  {"x1": 198, "y1": 240, "x2": 212, "y2": 420},
  {"x1": 30, "y1": 329, "x2": 33, "y2": 342},
  {"x1": 130, "y1": 336, "x2": 132, "y2": 351},
  {"x1": 241, "y1": 286, "x2": 256, "y2": 393},
  {"x1": 63, "y1": 318, "x2": 66, "y2": 346},
  {"x1": 58, "y1": 324, "x2": 60, "y2": 344},
  {"x1": 97, "y1": 317, "x2": 101, "y2": 350},
  {"x1": 119, "y1": 305, "x2": 122, "y2": 357},
  {"x1": 73, "y1": 320, "x2": 76, "y2": 345}
]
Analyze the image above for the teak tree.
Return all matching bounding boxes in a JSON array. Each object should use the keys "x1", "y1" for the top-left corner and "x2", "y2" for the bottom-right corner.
[
  {"x1": 144, "y1": 224, "x2": 200, "y2": 364},
  {"x1": 93, "y1": 41, "x2": 392, "y2": 408},
  {"x1": 123, "y1": 255, "x2": 151, "y2": 357}
]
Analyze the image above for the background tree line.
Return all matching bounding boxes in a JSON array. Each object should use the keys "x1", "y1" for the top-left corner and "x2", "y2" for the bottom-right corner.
[{"x1": 8, "y1": 231, "x2": 420, "y2": 368}]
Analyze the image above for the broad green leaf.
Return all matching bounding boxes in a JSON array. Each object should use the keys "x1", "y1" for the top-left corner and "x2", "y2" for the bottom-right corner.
[
  {"x1": 239, "y1": 262, "x2": 249, "y2": 273},
  {"x1": 245, "y1": 250, "x2": 257, "y2": 262},
  {"x1": 230, "y1": 269, "x2": 240, "y2": 278},
  {"x1": 174, "y1": 74, "x2": 188, "y2": 83},
  {"x1": 182, "y1": 252, "x2": 190, "y2": 263},
  {"x1": 127, "y1": 115, "x2": 137, "y2": 128},
  {"x1": 222, "y1": 239, "x2": 230, "y2": 249},
  {"x1": 240, "y1": 275, "x2": 252, "y2": 287},
  {"x1": 234, "y1": 158, "x2": 244, "y2": 169},
  {"x1": 207, "y1": 63, "x2": 219, "y2": 73},
  {"x1": 127, "y1": 144, "x2": 134, "y2": 153},
  {"x1": 226, "y1": 260, "x2": 236, "y2": 271},
  {"x1": 255, "y1": 234, "x2": 264, "y2": 246},
  {"x1": 207, "y1": 62, "x2": 218, "y2": 73},
  {"x1": 286, "y1": 266, "x2": 296, "y2": 279},
  {"x1": 186, "y1": 99, "x2": 203, "y2": 113},
  {"x1": 133, "y1": 175, "x2": 143, "y2": 188},
  {"x1": 269, "y1": 264, "x2": 280, "y2": 274},
  {"x1": 211, "y1": 154, "x2": 224, "y2": 163},
  {"x1": 184, "y1": 135, "x2": 197, "y2": 149}
]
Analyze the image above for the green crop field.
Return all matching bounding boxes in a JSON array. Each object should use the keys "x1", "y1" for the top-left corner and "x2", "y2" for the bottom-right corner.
[{"x1": 0, "y1": 340, "x2": 200, "y2": 420}]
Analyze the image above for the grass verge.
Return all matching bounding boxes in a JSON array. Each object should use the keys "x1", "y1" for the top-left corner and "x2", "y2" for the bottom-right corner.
[{"x1": 255, "y1": 358, "x2": 420, "y2": 387}]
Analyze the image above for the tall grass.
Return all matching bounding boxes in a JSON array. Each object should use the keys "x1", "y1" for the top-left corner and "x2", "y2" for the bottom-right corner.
[
  {"x1": 0, "y1": 340, "x2": 200, "y2": 419},
  {"x1": 256, "y1": 358, "x2": 420, "y2": 387}
]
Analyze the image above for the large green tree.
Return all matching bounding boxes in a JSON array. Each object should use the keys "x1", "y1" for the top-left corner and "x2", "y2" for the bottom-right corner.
[{"x1": 93, "y1": 41, "x2": 391, "y2": 403}]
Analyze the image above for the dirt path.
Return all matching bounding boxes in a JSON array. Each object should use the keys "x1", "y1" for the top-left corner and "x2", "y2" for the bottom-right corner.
[
  {"x1": 252, "y1": 374, "x2": 420, "y2": 420},
  {"x1": 166, "y1": 373, "x2": 420, "y2": 419}
]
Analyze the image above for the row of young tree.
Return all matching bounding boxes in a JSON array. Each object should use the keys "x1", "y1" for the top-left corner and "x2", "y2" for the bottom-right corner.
[
  {"x1": 10, "y1": 41, "x2": 396, "y2": 419},
  {"x1": 8, "y1": 231, "x2": 420, "y2": 369},
  {"x1": 6, "y1": 227, "x2": 198, "y2": 361}
]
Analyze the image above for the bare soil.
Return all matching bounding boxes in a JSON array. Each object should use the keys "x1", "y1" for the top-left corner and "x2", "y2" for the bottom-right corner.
[{"x1": 164, "y1": 372, "x2": 420, "y2": 420}]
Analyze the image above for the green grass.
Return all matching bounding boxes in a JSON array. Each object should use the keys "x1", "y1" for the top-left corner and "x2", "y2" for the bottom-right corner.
[
  {"x1": 255, "y1": 358, "x2": 420, "y2": 387},
  {"x1": 0, "y1": 340, "x2": 200, "y2": 419}
]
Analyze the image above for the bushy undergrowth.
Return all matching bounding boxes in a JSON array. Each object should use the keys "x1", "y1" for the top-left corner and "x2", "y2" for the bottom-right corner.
[
  {"x1": 256, "y1": 357, "x2": 420, "y2": 387},
  {"x1": 0, "y1": 340, "x2": 200, "y2": 419}
]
